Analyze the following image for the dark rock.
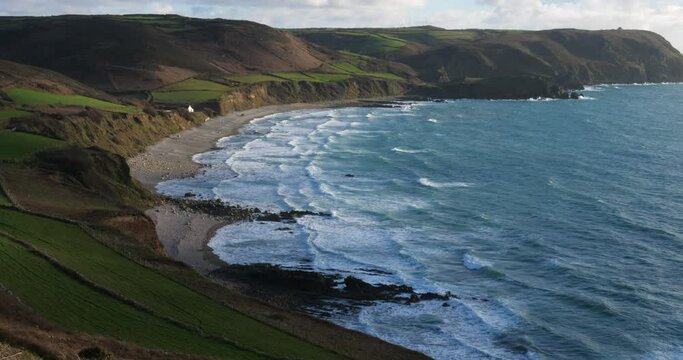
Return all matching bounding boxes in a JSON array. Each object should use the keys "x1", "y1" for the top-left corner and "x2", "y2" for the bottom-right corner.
[
  {"x1": 256, "y1": 209, "x2": 330, "y2": 222},
  {"x1": 345, "y1": 174, "x2": 355, "y2": 178},
  {"x1": 419, "y1": 292, "x2": 450, "y2": 301},
  {"x1": 407, "y1": 294, "x2": 420, "y2": 304},
  {"x1": 570, "y1": 91, "x2": 580, "y2": 99},
  {"x1": 211, "y1": 264, "x2": 337, "y2": 293},
  {"x1": 183, "y1": 192, "x2": 196, "y2": 197},
  {"x1": 442, "y1": 302, "x2": 450, "y2": 307},
  {"x1": 343, "y1": 276, "x2": 414, "y2": 301},
  {"x1": 78, "y1": 347, "x2": 113, "y2": 360}
]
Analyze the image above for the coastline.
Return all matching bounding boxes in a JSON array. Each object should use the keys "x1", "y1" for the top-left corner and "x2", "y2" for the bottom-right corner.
[
  {"x1": 128, "y1": 100, "x2": 396, "y2": 191},
  {"x1": 128, "y1": 98, "x2": 431, "y2": 360},
  {"x1": 128, "y1": 99, "x2": 385, "y2": 273}
]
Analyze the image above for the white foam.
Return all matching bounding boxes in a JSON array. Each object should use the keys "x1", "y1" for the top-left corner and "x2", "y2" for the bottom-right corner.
[
  {"x1": 392, "y1": 147, "x2": 428, "y2": 154},
  {"x1": 582, "y1": 85, "x2": 605, "y2": 92},
  {"x1": 419, "y1": 178, "x2": 471, "y2": 188},
  {"x1": 463, "y1": 253, "x2": 492, "y2": 270},
  {"x1": 332, "y1": 300, "x2": 532, "y2": 360},
  {"x1": 428, "y1": 118, "x2": 439, "y2": 123}
]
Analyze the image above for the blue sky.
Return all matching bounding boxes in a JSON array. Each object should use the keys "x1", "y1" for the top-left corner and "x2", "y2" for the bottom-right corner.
[{"x1": 2, "y1": 0, "x2": 682, "y2": 50}]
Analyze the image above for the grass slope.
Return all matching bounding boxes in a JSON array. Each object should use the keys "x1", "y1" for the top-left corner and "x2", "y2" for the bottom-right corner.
[
  {"x1": 0, "y1": 187, "x2": 10, "y2": 206},
  {"x1": 0, "y1": 234, "x2": 264, "y2": 360},
  {"x1": 151, "y1": 90, "x2": 226, "y2": 103},
  {"x1": 0, "y1": 110, "x2": 31, "y2": 128},
  {"x1": 5, "y1": 88, "x2": 137, "y2": 113},
  {"x1": 226, "y1": 74, "x2": 285, "y2": 84},
  {"x1": 0, "y1": 208, "x2": 345, "y2": 360},
  {"x1": 0, "y1": 132, "x2": 64, "y2": 161},
  {"x1": 152, "y1": 78, "x2": 234, "y2": 104},
  {"x1": 160, "y1": 78, "x2": 233, "y2": 92},
  {"x1": 296, "y1": 27, "x2": 683, "y2": 84}
]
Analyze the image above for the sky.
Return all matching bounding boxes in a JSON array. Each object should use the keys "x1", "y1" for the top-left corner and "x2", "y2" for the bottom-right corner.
[{"x1": 1, "y1": 0, "x2": 682, "y2": 51}]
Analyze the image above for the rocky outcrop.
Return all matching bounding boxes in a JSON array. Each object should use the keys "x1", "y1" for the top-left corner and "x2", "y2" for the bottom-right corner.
[{"x1": 210, "y1": 263, "x2": 451, "y2": 304}]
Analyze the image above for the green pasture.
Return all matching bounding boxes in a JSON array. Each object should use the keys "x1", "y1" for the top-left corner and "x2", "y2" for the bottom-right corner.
[
  {"x1": 0, "y1": 208, "x2": 344, "y2": 360},
  {"x1": 0, "y1": 132, "x2": 64, "y2": 161},
  {"x1": 5, "y1": 88, "x2": 137, "y2": 113}
]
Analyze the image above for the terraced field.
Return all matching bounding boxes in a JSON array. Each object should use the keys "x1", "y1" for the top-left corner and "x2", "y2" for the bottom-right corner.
[
  {"x1": 0, "y1": 110, "x2": 31, "y2": 128},
  {"x1": 226, "y1": 74, "x2": 285, "y2": 84},
  {"x1": 151, "y1": 78, "x2": 234, "y2": 104},
  {"x1": 5, "y1": 88, "x2": 137, "y2": 113},
  {"x1": 0, "y1": 132, "x2": 64, "y2": 161},
  {"x1": 329, "y1": 62, "x2": 404, "y2": 80},
  {"x1": 0, "y1": 233, "x2": 263, "y2": 360},
  {"x1": 0, "y1": 207, "x2": 345, "y2": 360}
]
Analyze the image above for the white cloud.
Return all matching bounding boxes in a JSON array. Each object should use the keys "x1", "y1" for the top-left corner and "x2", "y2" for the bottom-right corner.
[
  {"x1": 0, "y1": 0, "x2": 680, "y2": 50},
  {"x1": 431, "y1": 0, "x2": 683, "y2": 51}
]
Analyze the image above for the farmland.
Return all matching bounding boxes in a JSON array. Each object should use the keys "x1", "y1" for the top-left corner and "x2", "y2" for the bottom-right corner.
[
  {"x1": 0, "y1": 207, "x2": 345, "y2": 360},
  {"x1": 0, "y1": 233, "x2": 265, "y2": 360},
  {"x1": 151, "y1": 78, "x2": 234, "y2": 104},
  {"x1": 5, "y1": 88, "x2": 137, "y2": 113},
  {"x1": 0, "y1": 132, "x2": 64, "y2": 161},
  {"x1": 226, "y1": 74, "x2": 285, "y2": 84}
]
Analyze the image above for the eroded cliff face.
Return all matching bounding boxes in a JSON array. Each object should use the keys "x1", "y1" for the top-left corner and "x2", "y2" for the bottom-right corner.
[
  {"x1": 9, "y1": 78, "x2": 407, "y2": 158},
  {"x1": 217, "y1": 78, "x2": 407, "y2": 114}
]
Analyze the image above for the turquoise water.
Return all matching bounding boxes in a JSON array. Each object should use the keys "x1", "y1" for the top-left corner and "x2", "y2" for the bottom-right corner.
[{"x1": 159, "y1": 84, "x2": 683, "y2": 359}]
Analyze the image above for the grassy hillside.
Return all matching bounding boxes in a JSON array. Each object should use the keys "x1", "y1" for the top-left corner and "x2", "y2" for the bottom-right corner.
[
  {"x1": 6, "y1": 88, "x2": 137, "y2": 113},
  {"x1": 0, "y1": 233, "x2": 264, "y2": 360},
  {"x1": 0, "y1": 132, "x2": 64, "y2": 161},
  {"x1": 0, "y1": 15, "x2": 332, "y2": 92},
  {"x1": 294, "y1": 27, "x2": 683, "y2": 85},
  {"x1": 0, "y1": 208, "x2": 344, "y2": 359}
]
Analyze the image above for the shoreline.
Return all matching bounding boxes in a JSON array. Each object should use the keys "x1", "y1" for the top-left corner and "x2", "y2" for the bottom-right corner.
[
  {"x1": 128, "y1": 99, "x2": 398, "y2": 192},
  {"x1": 128, "y1": 97, "x2": 432, "y2": 360},
  {"x1": 128, "y1": 98, "x2": 393, "y2": 274}
]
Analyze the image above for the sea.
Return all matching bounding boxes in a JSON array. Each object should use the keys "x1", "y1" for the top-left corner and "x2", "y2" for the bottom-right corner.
[{"x1": 158, "y1": 84, "x2": 683, "y2": 359}]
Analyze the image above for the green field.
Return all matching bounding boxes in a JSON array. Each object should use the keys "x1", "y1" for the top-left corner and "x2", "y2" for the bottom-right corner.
[
  {"x1": 226, "y1": 74, "x2": 285, "y2": 84},
  {"x1": 304, "y1": 73, "x2": 353, "y2": 82},
  {"x1": 428, "y1": 30, "x2": 477, "y2": 41},
  {"x1": 0, "y1": 208, "x2": 344, "y2": 360},
  {"x1": 330, "y1": 62, "x2": 365, "y2": 74},
  {"x1": 0, "y1": 132, "x2": 64, "y2": 161},
  {"x1": 0, "y1": 234, "x2": 264, "y2": 360},
  {"x1": 160, "y1": 78, "x2": 232, "y2": 92},
  {"x1": 0, "y1": 187, "x2": 10, "y2": 206},
  {"x1": 151, "y1": 90, "x2": 226, "y2": 104},
  {"x1": 0, "y1": 110, "x2": 32, "y2": 128},
  {"x1": 5, "y1": 88, "x2": 137, "y2": 113},
  {"x1": 334, "y1": 31, "x2": 407, "y2": 53},
  {"x1": 329, "y1": 63, "x2": 403, "y2": 80},
  {"x1": 271, "y1": 72, "x2": 353, "y2": 82},
  {"x1": 271, "y1": 72, "x2": 319, "y2": 81},
  {"x1": 152, "y1": 78, "x2": 233, "y2": 104},
  {"x1": 0, "y1": 110, "x2": 31, "y2": 120}
]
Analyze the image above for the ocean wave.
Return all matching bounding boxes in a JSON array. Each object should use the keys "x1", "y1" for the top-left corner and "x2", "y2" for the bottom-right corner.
[
  {"x1": 582, "y1": 85, "x2": 605, "y2": 92},
  {"x1": 463, "y1": 253, "x2": 492, "y2": 270},
  {"x1": 392, "y1": 147, "x2": 428, "y2": 154},
  {"x1": 419, "y1": 177, "x2": 471, "y2": 188},
  {"x1": 428, "y1": 118, "x2": 439, "y2": 123},
  {"x1": 527, "y1": 97, "x2": 559, "y2": 102}
]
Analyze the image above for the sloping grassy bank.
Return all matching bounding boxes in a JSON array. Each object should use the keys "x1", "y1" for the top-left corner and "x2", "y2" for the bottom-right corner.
[{"x1": 0, "y1": 207, "x2": 344, "y2": 359}]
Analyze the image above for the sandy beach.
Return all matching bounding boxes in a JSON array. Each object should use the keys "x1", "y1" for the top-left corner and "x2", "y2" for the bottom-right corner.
[
  {"x1": 128, "y1": 98, "x2": 429, "y2": 360},
  {"x1": 128, "y1": 99, "x2": 396, "y2": 272},
  {"x1": 129, "y1": 101, "x2": 378, "y2": 191}
]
